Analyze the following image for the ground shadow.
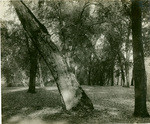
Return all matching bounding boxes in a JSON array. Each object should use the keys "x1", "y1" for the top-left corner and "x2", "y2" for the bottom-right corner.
[
  {"x1": 2, "y1": 86, "x2": 150, "y2": 124},
  {"x1": 2, "y1": 87, "x2": 62, "y2": 123}
]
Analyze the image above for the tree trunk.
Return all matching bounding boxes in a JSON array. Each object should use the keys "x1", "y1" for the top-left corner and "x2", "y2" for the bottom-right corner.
[
  {"x1": 111, "y1": 60, "x2": 114, "y2": 86},
  {"x1": 131, "y1": 0, "x2": 149, "y2": 117},
  {"x1": 6, "y1": 77, "x2": 12, "y2": 87},
  {"x1": 117, "y1": 75, "x2": 119, "y2": 85},
  {"x1": 38, "y1": 59, "x2": 44, "y2": 87},
  {"x1": 25, "y1": 33, "x2": 38, "y2": 93},
  {"x1": 131, "y1": 77, "x2": 134, "y2": 86},
  {"x1": 125, "y1": 60, "x2": 130, "y2": 87},
  {"x1": 131, "y1": 69, "x2": 134, "y2": 86},
  {"x1": 118, "y1": 53, "x2": 125, "y2": 86},
  {"x1": 88, "y1": 67, "x2": 91, "y2": 86},
  {"x1": 125, "y1": 24, "x2": 131, "y2": 87},
  {"x1": 4, "y1": 68, "x2": 13, "y2": 87},
  {"x1": 88, "y1": 54, "x2": 92, "y2": 86},
  {"x1": 11, "y1": 1, "x2": 93, "y2": 111},
  {"x1": 28, "y1": 48, "x2": 38, "y2": 93},
  {"x1": 23, "y1": 33, "x2": 38, "y2": 93}
]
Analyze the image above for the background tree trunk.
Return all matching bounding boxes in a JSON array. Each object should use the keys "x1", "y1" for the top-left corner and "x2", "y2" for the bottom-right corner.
[
  {"x1": 11, "y1": 0, "x2": 93, "y2": 111},
  {"x1": 38, "y1": 59, "x2": 44, "y2": 87},
  {"x1": 131, "y1": 69, "x2": 134, "y2": 86},
  {"x1": 131, "y1": 0, "x2": 149, "y2": 117},
  {"x1": 28, "y1": 48, "x2": 38, "y2": 93},
  {"x1": 118, "y1": 53, "x2": 125, "y2": 86},
  {"x1": 111, "y1": 60, "x2": 114, "y2": 86},
  {"x1": 125, "y1": 25, "x2": 131, "y2": 87},
  {"x1": 25, "y1": 34, "x2": 38, "y2": 93},
  {"x1": 88, "y1": 54, "x2": 92, "y2": 86}
]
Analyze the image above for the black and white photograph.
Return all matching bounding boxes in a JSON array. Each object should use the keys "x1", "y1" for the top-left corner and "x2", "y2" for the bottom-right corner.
[{"x1": 1, "y1": 0, "x2": 150, "y2": 123}]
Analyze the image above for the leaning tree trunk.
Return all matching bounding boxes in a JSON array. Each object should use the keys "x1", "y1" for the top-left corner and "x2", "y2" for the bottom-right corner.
[
  {"x1": 11, "y1": 0, "x2": 93, "y2": 111},
  {"x1": 131, "y1": 0, "x2": 149, "y2": 117}
]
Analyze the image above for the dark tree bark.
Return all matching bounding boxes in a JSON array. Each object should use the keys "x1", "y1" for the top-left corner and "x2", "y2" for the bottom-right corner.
[
  {"x1": 131, "y1": 0, "x2": 149, "y2": 117},
  {"x1": 25, "y1": 34, "x2": 38, "y2": 93},
  {"x1": 11, "y1": 0, "x2": 93, "y2": 111},
  {"x1": 118, "y1": 53, "x2": 125, "y2": 86},
  {"x1": 125, "y1": 24, "x2": 131, "y2": 88},
  {"x1": 110, "y1": 60, "x2": 115, "y2": 86},
  {"x1": 131, "y1": 77, "x2": 134, "y2": 86},
  {"x1": 117, "y1": 75, "x2": 119, "y2": 85},
  {"x1": 131, "y1": 69, "x2": 134, "y2": 86},
  {"x1": 27, "y1": 48, "x2": 38, "y2": 93},
  {"x1": 3, "y1": 67, "x2": 13, "y2": 87}
]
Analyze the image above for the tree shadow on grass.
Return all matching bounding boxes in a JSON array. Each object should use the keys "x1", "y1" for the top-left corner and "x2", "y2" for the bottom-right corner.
[
  {"x1": 2, "y1": 86, "x2": 150, "y2": 124},
  {"x1": 2, "y1": 88, "x2": 62, "y2": 123}
]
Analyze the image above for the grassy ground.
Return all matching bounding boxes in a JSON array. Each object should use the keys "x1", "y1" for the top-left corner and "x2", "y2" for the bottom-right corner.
[{"x1": 2, "y1": 86, "x2": 150, "y2": 124}]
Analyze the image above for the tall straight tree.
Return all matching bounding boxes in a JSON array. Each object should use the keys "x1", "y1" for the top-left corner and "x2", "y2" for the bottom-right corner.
[
  {"x1": 11, "y1": 0, "x2": 93, "y2": 111},
  {"x1": 24, "y1": 33, "x2": 38, "y2": 93},
  {"x1": 25, "y1": 35, "x2": 38, "y2": 93},
  {"x1": 131, "y1": 0, "x2": 149, "y2": 117}
]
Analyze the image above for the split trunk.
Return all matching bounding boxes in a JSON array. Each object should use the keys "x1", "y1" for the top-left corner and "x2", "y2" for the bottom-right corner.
[{"x1": 11, "y1": 0, "x2": 93, "y2": 111}]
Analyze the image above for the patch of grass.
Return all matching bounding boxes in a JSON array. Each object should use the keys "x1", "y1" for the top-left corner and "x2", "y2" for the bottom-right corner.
[{"x1": 2, "y1": 86, "x2": 150, "y2": 124}]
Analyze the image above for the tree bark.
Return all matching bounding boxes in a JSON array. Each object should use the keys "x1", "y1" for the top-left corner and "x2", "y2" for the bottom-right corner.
[
  {"x1": 11, "y1": 0, "x2": 93, "y2": 111},
  {"x1": 117, "y1": 75, "x2": 119, "y2": 85},
  {"x1": 131, "y1": 0, "x2": 149, "y2": 117},
  {"x1": 111, "y1": 60, "x2": 114, "y2": 86},
  {"x1": 131, "y1": 69, "x2": 134, "y2": 86},
  {"x1": 38, "y1": 59, "x2": 44, "y2": 87},
  {"x1": 88, "y1": 54, "x2": 92, "y2": 86},
  {"x1": 28, "y1": 48, "x2": 38, "y2": 93},
  {"x1": 125, "y1": 24, "x2": 131, "y2": 87},
  {"x1": 25, "y1": 34, "x2": 38, "y2": 93},
  {"x1": 118, "y1": 53, "x2": 125, "y2": 86}
]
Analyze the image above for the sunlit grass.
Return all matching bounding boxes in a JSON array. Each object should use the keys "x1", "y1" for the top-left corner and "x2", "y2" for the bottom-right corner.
[{"x1": 2, "y1": 86, "x2": 150, "y2": 124}]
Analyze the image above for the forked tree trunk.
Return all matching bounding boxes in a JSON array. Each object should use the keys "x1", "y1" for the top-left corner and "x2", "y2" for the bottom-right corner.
[
  {"x1": 11, "y1": 0, "x2": 93, "y2": 111},
  {"x1": 131, "y1": 0, "x2": 149, "y2": 117}
]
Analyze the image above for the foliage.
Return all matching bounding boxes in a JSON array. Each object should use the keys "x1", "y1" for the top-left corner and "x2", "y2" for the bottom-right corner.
[{"x1": 1, "y1": 0, "x2": 150, "y2": 86}]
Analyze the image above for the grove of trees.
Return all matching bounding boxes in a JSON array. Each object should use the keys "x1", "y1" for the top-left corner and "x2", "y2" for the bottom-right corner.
[{"x1": 1, "y1": 0, "x2": 150, "y2": 117}]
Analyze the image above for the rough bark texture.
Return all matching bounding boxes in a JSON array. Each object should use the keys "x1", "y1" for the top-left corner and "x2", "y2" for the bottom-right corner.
[
  {"x1": 11, "y1": 0, "x2": 93, "y2": 111},
  {"x1": 131, "y1": 0, "x2": 149, "y2": 117}
]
